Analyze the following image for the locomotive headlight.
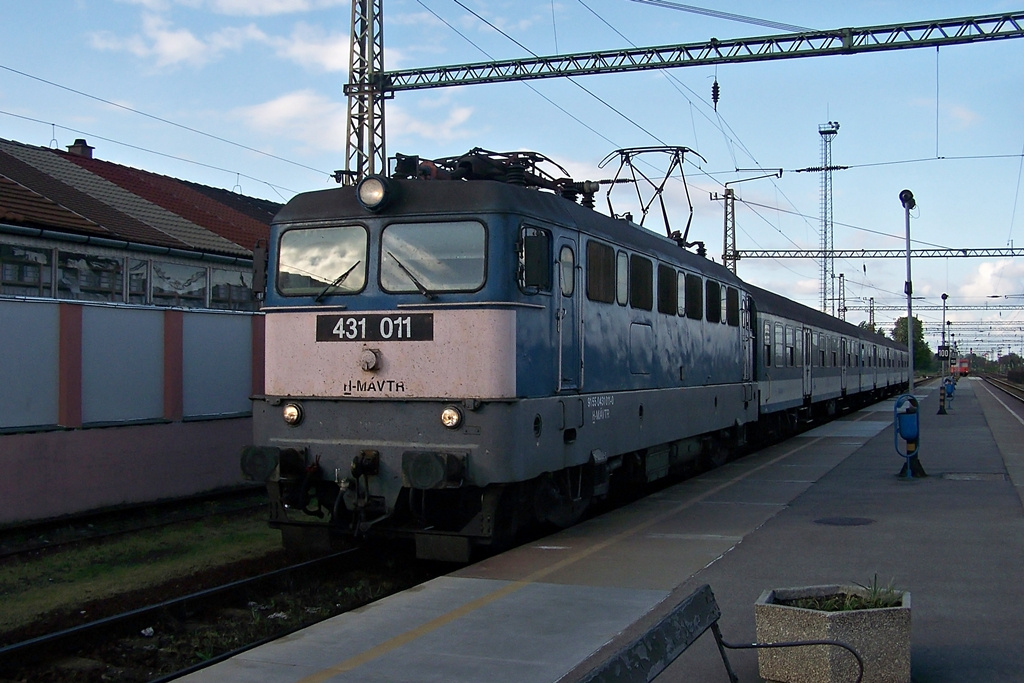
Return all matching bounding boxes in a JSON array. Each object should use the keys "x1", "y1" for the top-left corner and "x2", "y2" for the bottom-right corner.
[
  {"x1": 282, "y1": 402, "x2": 304, "y2": 426},
  {"x1": 356, "y1": 175, "x2": 392, "y2": 212},
  {"x1": 440, "y1": 405, "x2": 463, "y2": 430}
]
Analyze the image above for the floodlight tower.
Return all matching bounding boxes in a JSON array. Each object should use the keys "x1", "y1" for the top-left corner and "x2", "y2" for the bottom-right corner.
[{"x1": 819, "y1": 121, "x2": 840, "y2": 314}]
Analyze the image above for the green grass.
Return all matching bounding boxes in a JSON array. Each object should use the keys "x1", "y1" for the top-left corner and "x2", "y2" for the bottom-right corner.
[{"x1": 0, "y1": 510, "x2": 281, "y2": 634}]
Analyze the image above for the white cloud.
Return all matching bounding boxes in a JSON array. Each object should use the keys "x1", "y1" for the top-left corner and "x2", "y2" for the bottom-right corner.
[
  {"x1": 957, "y1": 259, "x2": 1024, "y2": 299},
  {"x1": 117, "y1": 0, "x2": 347, "y2": 16},
  {"x1": 266, "y1": 22, "x2": 349, "y2": 72},
  {"x1": 235, "y1": 90, "x2": 478, "y2": 157},
  {"x1": 91, "y1": 13, "x2": 266, "y2": 67},
  {"x1": 234, "y1": 90, "x2": 348, "y2": 153}
]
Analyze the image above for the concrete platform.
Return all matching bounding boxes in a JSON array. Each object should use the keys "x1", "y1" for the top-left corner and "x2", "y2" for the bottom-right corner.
[{"x1": 182, "y1": 378, "x2": 1024, "y2": 682}]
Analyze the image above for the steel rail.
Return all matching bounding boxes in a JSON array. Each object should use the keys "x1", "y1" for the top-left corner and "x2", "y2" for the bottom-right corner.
[{"x1": 0, "y1": 549, "x2": 358, "y2": 671}]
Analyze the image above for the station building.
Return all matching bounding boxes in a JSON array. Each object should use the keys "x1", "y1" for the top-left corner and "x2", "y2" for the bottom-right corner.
[{"x1": 0, "y1": 136, "x2": 276, "y2": 525}]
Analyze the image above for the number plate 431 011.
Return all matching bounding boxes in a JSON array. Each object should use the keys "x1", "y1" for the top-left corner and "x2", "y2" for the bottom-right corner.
[{"x1": 316, "y1": 314, "x2": 434, "y2": 342}]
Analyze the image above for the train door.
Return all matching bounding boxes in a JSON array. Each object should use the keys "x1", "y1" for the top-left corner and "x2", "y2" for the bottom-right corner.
[
  {"x1": 802, "y1": 328, "x2": 812, "y2": 397},
  {"x1": 741, "y1": 295, "x2": 753, "y2": 382},
  {"x1": 556, "y1": 237, "x2": 580, "y2": 391},
  {"x1": 840, "y1": 338, "x2": 848, "y2": 393}
]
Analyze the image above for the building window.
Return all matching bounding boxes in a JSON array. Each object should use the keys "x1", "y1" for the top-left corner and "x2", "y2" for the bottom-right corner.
[
  {"x1": 586, "y1": 240, "x2": 615, "y2": 303},
  {"x1": 57, "y1": 251, "x2": 123, "y2": 303},
  {"x1": 1, "y1": 244, "x2": 52, "y2": 297},
  {"x1": 629, "y1": 254, "x2": 652, "y2": 311},
  {"x1": 211, "y1": 268, "x2": 256, "y2": 310},
  {"x1": 153, "y1": 261, "x2": 207, "y2": 308}
]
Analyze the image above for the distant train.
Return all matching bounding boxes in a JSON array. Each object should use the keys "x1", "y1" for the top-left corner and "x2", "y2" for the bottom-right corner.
[{"x1": 241, "y1": 148, "x2": 908, "y2": 561}]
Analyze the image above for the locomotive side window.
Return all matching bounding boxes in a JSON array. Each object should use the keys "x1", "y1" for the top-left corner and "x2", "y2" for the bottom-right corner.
[
  {"x1": 381, "y1": 221, "x2": 486, "y2": 294},
  {"x1": 278, "y1": 225, "x2": 368, "y2": 297},
  {"x1": 616, "y1": 251, "x2": 629, "y2": 306},
  {"x1": 585, "y1": 240, "x2": 615, "y2": 303},
  {"x1": 684, "y1": 273, "x2": 703, "y2": 320},
  {"x1": 657, "y1": 263, "x2": 677, "y2": 314},
  {"x1": 705, "y1": 280, "x2": 721, "y2": 323},
  {"x1": 629, "y1": 255, "x2": 653, "y2": 310},
  {"x1": 676, "y1": 272, "x2": 686, "y2": 316},
  {"x1": 519, "y1": 227, "x2": 551, "y2": 291},
  {"x1": 558, "y1": 245, "x2": 575, "y2": 297},
  {"x1": 720, "y1": 285, "x2": 728, "y2": 324},
  {"x1": 725, "y1": 287, "x2": 739, "y2": 326}
]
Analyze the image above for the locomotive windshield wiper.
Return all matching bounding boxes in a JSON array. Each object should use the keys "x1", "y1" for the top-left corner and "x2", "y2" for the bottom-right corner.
[
  {"x1": 386, "y1": 251, "x2": 435, "y2": 299},
  {"x1": 314, "y1": 259, "x2": 361, "y2": 302}
]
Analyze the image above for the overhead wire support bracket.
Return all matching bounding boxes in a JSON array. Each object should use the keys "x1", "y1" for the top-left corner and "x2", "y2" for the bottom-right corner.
[{"x1": 380, "y1": 12, "x2": 1024, "y2": 92}]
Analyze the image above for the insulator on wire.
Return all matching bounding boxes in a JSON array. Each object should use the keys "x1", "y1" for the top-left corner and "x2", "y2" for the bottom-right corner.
[{"x1": 711, "y1": 80, "x2": 720, "y2": 110}]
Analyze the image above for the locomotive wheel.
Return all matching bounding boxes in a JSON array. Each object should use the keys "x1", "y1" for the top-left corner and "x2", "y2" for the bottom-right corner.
[{"x1": 533, "y1": 473, "x2": 590, "y2": 528}]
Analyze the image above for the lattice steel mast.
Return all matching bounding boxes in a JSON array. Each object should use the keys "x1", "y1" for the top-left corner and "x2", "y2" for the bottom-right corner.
[
  {"x1": 343, "y1": 0, "x2": 386, "y2": 184},
  {"x1": 819, "y1": 122, "x2": 839, "y2": 314}
]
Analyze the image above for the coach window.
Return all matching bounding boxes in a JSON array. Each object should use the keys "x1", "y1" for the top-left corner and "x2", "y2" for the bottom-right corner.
[
  {"x1": 819, "y1": 335, "x2": 826, "y2": 367},
  {"x1": 279, "y1": 224, "x2": 368, "y2": 297},
  {"x1": 725, "y1": 287, "x2": 740, "y2": 326},
  {"x1": 764, "y1": 321, "x2": 772, "y2": 366},
  {"x1": 785, "y1": 326, "x2": 796, "y2": 366},
  {"x1": 685, "y1": 273, "x2": 703, "y2": 320},
  {"x1": 774, "y1": 323, "x2": 785, "y2": 367},
  {"x1": 519, "y1": 227, "x2": 551, "y2": 292},
  {"x1": 616, "y1": 250, "x2": 629, "y2": 305},
  {"x1": 657, "y1": 263, "x2": 677, "y2": 314},
  {"x1": 705, "y1": 280, "x2": 721, "y2": 323},
  {"x1": 586, "y1": 240, "x2": 615, "y2": 303},
  {"x1": 629, "y1": 254, "x2": 653, "y2": 310}
]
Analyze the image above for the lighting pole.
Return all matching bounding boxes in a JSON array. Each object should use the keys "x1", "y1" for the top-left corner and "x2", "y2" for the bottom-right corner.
[
  {"x1": 900, "y1": 189, "x2": 916, "y2": 392},
  {"x1": 941, "y1": 293, "x2": 948, "y2": 374}
]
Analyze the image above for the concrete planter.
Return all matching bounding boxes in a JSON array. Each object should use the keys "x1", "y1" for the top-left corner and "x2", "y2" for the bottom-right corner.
[{"x1": 755, "y1": 585, "x2": 911, "y2": 683}]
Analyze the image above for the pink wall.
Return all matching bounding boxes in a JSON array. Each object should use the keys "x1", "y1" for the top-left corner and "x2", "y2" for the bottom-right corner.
[{"x1": 0, "y1": 418, "x2": 252, "y2": 525}]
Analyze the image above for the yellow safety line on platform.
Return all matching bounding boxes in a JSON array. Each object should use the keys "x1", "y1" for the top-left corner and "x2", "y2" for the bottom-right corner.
[{"x1": 297, "y1": 414, "x2": 874, "y2": 683}]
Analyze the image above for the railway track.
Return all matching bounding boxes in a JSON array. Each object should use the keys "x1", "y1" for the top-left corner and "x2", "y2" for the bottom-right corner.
[
  {"x1": 0, "y1": 546, "x2": 439, "y2": 682},
  {"x1": 981, "y1": 374, "x2": 1024, "y2": 402},
  {"x1": 0, "y1": 487, "x2": 267, "y2": 560}
]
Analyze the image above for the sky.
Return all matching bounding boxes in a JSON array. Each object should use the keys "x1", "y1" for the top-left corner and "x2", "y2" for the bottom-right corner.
[{"x1": 2, "y1": 0, "x2": 1024, "y2": 359}]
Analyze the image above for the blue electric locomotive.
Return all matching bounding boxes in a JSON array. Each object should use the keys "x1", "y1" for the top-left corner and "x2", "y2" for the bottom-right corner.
[{"x1": 241, "y1": 148, "x2": 907, "y2": 561}]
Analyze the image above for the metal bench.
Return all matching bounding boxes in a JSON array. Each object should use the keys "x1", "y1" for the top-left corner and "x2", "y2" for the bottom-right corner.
[{"x1": 566, "y1": 584, "x2": 863, "y2": 683}]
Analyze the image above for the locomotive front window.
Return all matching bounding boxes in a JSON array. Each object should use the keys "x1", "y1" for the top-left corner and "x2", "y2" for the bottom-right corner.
[
  {"x1": 381, "y1": 221, "x2": 486, "y2": 294},
  {"x1": 277, "y1": 225, "x2": 368, "y2": 297}
]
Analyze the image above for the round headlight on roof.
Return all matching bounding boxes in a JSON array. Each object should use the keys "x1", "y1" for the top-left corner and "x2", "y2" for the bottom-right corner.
[{"x1": 356, "y1": 175, "x2": 392, "y2": 212}]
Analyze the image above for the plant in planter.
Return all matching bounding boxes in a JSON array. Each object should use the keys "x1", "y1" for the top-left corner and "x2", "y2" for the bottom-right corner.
[{"x1": 754, "y1": 576, "x2": 910, "y2": 683}]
